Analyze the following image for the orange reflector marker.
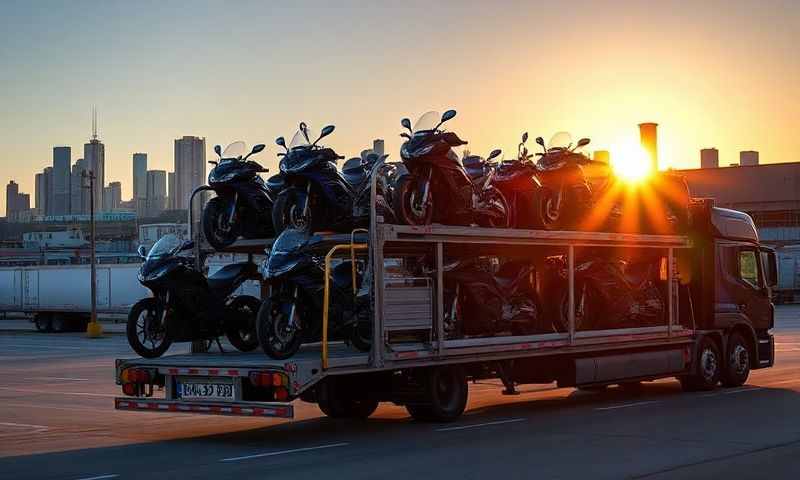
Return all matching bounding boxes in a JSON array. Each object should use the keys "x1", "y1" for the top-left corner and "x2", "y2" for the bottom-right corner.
[
  {"x1": 122, "y1": 383, "x2": 137, "y2": 396},
  {"x1": 272, "y1": 372, "x2": 284, "y2": 387}
]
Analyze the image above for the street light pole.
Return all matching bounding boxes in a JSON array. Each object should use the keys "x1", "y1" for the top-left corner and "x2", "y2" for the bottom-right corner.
[{"x1": 84, "y1": 170, "x2": 103, "y2": 338}]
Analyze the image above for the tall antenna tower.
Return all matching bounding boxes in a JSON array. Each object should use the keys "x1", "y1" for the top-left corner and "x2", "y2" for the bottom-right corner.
[{"x1": 91, "y1": 106, "x2": 98, "y2": 140}]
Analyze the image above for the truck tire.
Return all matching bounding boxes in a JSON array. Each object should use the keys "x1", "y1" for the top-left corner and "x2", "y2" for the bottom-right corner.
[
  {"x1": 679, "y1": 336, "x2": 721, "y2": 391},
  {"x1": 34, "y1": 313, "x2": 51, "y2": 332},
  {"x1": 407, "y1": 366, "x2": 468, "y2": 422},
  {"x1": 317, "y1": 379, "x2": 379, "y2": 419},
  {"x1": 50, "y1": 314, "x2": 66, "y2": 333},
  {"x1": 721, "y1": 331, "x2": 751, "y2": 388}
]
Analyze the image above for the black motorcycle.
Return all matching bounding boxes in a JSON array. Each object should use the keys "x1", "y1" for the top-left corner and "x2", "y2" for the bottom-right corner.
[
  {"x1": 271, "y1": 123, "x2": 388, "y2": 235},
  {"x1": 439, "y1": 257, "x2": 542, "y2": 338},
  {"x1": 127, "y1": 234, "x2": 261, "y2": 358},
  {"x1": 202, "y1": 141, "x2": 279, "y2": 250},
  {"x1": 256, "y1": 229, "x2": 371, "y2": 359},
  {"x1": 546, "y1": 253, "x2": 666, "y2": 332},
  {"x1": 393, "y1": 110, "x2": 510, "y2": 227},
  {"x1": 489, "y1": 133, "x2": 547, "y2": 229}
]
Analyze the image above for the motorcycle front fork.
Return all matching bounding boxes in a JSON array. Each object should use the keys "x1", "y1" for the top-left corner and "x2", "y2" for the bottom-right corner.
[
  {"x1": 226, "y1": 192, "x2": 238, "y2": 228},
  {"x1": 301, "y1": 183, "x2": 312, "y2": 219},
  {"x1": 287, "y1": 286, "x2": 300, "y2": 330}
]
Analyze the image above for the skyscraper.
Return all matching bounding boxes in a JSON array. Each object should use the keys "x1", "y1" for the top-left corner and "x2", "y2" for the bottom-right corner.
[
  {"x1": 35, "y1": 172, "x2": 45, "y2": 215},
  {"x1": 146, "y1": 170, "x2": 167, "y2": 217},
  {"x1": 52, "y1": 146, "x2": 71, "y2": 215},
  {"x1": 372, "y1": 139, "x2": 385, "y2": 156},
  {"x1": 70, "y1": 158, "x2": 88, "y2": 215},
  {"x1": 174, "y1": 136, "x2": 206, "y2": 218},
  {"x1": 44, "y1": 167, "x2": 54, "y2": 216},
  {"x1": 84, "y1": 110, "x2": 105, "y2": 213},
  {"x1": 168, "y1": 171, "x2": 176, "y2": 210},
  {"x1": 133, "y1": 153, "x2": 147, "y2": 215},
  {"x1": 638, "y1": 122, "x2": 658, "y2": 172},
  {"x1": 6, "y1": 180, "x2": 19, "y2": 219},
  {"x1": 109, "y1": 181, "x2": 122, "y2": 210}
]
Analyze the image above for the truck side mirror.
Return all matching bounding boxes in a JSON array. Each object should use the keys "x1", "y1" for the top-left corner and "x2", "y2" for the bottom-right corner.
[{"x1": 765, "y1": 250, "x2": 778, "y2": 288}]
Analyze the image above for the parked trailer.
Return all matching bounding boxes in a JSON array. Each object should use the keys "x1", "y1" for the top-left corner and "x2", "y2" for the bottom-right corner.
[
  {"x1": 114, "y1": 201, "x2": 776, "y2": 422},
  {"x1": 774, "y1": 244, "x2": 800, "y2": 303},
  {"x1": 0, "y1": 264, "x2": 148, "y2": 331}
]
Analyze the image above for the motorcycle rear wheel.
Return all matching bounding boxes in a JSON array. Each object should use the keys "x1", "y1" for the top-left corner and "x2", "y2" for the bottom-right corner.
[
  {"x1": 202, "y1": 197, "x2": 241, "y2": 250},
  {"x1": 394, "y1": 175, "x2": 434, "y2": 225},
  {"x1": 225, "y1": 295, "x2": 261, "y2": 352},
  {"x1": 256, "y1": 296, "x2": 304, "y2": 359}
]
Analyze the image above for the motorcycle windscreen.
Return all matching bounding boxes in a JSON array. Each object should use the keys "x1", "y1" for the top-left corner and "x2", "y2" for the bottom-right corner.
[{"x1": 265, "y1": 229, "x2": 313, "y2": 278}]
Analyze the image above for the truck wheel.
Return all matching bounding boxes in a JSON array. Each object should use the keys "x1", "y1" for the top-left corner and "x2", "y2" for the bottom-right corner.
[
  {"x1": 51, "y1": 314, "x2": 66, "y2": 333},
  {"x1": 317, "y1": 379, "x2": 379, "y2": 419},
  {"x1": 679, "y1": 337, "x2": 721, "y2": 391},
  {"x1": 34, "y1": 314, "x2": 52, "y2": 332},
  {"x1": 408, "y1": 366, "x2": 468, "y2": 422},
  {"x1": 721, "y1": 332, "x2": 751, "y2": 388}
]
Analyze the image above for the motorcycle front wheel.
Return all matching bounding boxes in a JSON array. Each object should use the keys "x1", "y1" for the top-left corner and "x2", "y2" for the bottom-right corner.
[
  {"x1": 225, "y1": 295, "x2": 261, "y2": 352},
  {"x1": 126, "y1": 297, "x2": 173, "y2": 358},
  {"x1": 202, "y1": 197, "x2": 241, "y2": 250},
  {"x1": 394, "y1": 174, "x2": 434, "y2": 225},
  {"x1": 256, "y1": 296, "x2": 304, "y2": 359},
  {"x1": 272, "y1": 186, "x2": 315, "y2": 235},
  {"x1": 476, "y1": 186, "x2": 510, "y2": 228}
]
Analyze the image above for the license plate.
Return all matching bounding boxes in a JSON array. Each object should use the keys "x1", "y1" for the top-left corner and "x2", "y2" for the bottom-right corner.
[{"x1": 177, "y1": 381, "x2": 235, "y2": 401}]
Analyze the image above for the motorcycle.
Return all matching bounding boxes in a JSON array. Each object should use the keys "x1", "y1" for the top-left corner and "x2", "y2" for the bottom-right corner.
[
  {"x1": 271, "y1": 123, "x2": 389, "y2": 235},
  {"x1": 256, "y1": 229, "x2": 372, "y2": 359},
  {"x1": 439, "y1": 257, "x2": 542, "y2": 338},
  {"x1": 489, "y1": 132, "x2": 548, "y2": 229},
  {"x1": 202, "y1": 141, "x2": 279, "y2": 250},
  {"x1": 127, "y1": 234, "x2": 261, "y2": 358},
  {"x1": 546, "y1": 253, "x2": 666, "y2": 332},
  {"x1": 393, "y1": 110, "x2": 510, "y2": 227}
]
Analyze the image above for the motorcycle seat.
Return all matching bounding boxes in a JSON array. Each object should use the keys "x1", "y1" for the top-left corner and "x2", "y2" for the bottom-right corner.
[
  {"x1": 207, "y1": 262, "x2": 253, "y2": 294},
  {"x1": 342, "y1": 158, "x2": 368, "y2": 188}
]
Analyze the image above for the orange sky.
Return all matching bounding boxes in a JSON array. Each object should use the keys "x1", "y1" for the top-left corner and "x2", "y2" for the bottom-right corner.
[{"x1": 1, "y1": 1, "x2": 798, "y2": 215}]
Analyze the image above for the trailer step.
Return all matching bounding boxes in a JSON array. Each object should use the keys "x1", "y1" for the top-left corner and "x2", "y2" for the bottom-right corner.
[{"x1": 115, "y1": 397, "x2": 293, "y2": 418}]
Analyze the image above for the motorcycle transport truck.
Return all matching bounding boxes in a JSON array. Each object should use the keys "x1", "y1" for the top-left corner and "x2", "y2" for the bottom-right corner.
[{"x1": 113, "y1": 192, "x2": 777, "y2": 422}]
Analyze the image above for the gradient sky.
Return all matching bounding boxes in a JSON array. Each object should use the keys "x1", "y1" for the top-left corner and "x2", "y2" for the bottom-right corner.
[{"x1": 1, "y1": 0, "x2": 798, "y2": 215}]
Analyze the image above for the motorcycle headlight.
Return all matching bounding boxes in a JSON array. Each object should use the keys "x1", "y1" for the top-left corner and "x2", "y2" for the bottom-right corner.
[
  {"x1": 280, "y1": 155, "x2": 315, "y2": 174},
  {"x1": 143, "y1": 264, "x2": 171, "y2": 282},
  {"x1": 209, "y1": 171, "x2": 237, "y2": 183},
  {"x1": 539, "y1": 160, "x2": 566, "y2": 172}
]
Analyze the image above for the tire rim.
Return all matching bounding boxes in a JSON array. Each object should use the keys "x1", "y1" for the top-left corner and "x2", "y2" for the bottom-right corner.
[
  {"x1": 136, "y1": 307, "x2": 166, "y2": 351},
  {"x1": 730, "y1": 344, "x2": 749, "y2": 375},
  {"x1": 700, "y1": 347, "x2": 718, "y2": 381},
  {"x1": 215, "y1": 210, "x2": 231, "y2": 234},
  {"x1": 269, "y1": 303, "x2": 296, "y2": 350},
  {"x1": 544, "y1": 196, "x2": 560, "y2": 224},
  {"x1": 409, "y1": 190, "x2": 428, "y2": 221},
  {"x1": 288, "y1": 203, "x2": 308, "y2": 230},
  {"x1": 235, "y1": 304, "x2": 255, "y2": 343}
]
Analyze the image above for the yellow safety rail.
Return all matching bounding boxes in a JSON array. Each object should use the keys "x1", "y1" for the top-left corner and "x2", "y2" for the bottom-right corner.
[{"x1": 322, "y1": 239, "x2": 368, "y2": 370}]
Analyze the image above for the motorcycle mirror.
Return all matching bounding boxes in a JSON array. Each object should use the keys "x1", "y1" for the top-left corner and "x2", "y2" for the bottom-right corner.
[
  {"x1": 251, "y1": 144, "x2": 265, "y2": 155},
  {"x1": 441, "y1": 109, "x2": 457, "y2": 123},
  {"x1": 522, "y1": 132, "x2": 529, "y2": 144},
  {"x1": 275, "y1": 137, "x2": 287, "y2": 151},
  {"x1": 318, "y1": 124, "x2": 335, "y2": 140},
  {"x1": 137, "y1": 245, "x2": 147, "y2": 258},
  {"x1": 535, "y1": 136, "x2": 545, "y2": 148},
  {"x1": 576, "y1": 138, "x2": 591, "y2": 148},
  {"x1": 214, "y1": 145, "x2": 222, "y2": 157},
  {"x1": 401, "y1": 118, "x2": 412, "y2": 133},
  {"x1": 488, "y1": 149, "x2": 502, "y2": 161}
]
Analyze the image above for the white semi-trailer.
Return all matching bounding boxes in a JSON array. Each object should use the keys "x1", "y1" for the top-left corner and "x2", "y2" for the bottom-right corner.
[{"x1": 113, "y1": 199, "x2": 777, "y2": 422}]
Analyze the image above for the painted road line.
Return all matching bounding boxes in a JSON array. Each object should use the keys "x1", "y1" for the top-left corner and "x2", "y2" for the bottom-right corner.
[
  {"x1": 595, "y1": 401, "x2": 660, "y2": 411},
  {"x1": 0, "y1": 387, "x2": 117, "y2": 397},
  {"x1": 33, "y1": 377, "x2": 90, "y2": 381},
  {"x1": 0, "y1": 421, "x2": 48, "y2": 433},
  {"x1": 701, "y1": 387, "x2": 764, "y2": 398},
  {"x1": 75, "y1": 475, "x2": 119, "y2": 480},
  {"x1": 436, "y1": 418, "x2": 526, "y2": 432},
  {"x1": 220, "y1": 443, "x2": 350, "y2": 462}
]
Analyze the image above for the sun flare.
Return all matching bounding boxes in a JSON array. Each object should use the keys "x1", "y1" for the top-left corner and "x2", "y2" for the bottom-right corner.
[{"x1": 610, "y1": 141, "x2": 652, "y2": 183}]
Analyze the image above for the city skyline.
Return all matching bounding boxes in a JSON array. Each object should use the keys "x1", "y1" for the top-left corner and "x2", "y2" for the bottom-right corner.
[{"x1": 1, "y1": 1, "x2": 799, "y2": 216}]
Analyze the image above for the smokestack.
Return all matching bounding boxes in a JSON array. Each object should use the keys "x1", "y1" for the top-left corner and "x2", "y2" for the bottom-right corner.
[
  {"x1": 593, "y1": 150, "x2": 610, "y2": 164},
  {"x1": 700, "y1": 148, "x2": 719, "y2": 169},
  {"x1": 740, "y1": 150, "x2": 759, "y2": 166},
  {"x1": 638, "y1": 122, "x2": 658, "y2": 172}
]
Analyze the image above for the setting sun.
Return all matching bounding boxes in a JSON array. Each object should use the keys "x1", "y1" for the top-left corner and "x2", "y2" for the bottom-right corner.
[{"x1": 610, "y1": 141, "x2": 652, "y2": 183}]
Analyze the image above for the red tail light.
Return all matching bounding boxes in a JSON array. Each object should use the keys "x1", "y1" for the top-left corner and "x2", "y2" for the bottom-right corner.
[
  {"x1": 121, "y1": 368, "x2": 154, "y2": 384},
  {"x1": 274, "y1": 387, "x2": 289, "y2": 402},
  {"x1": 122, "y1": 383, "x2": 138, "y2": 396},
  {"x1": 249, "y1": 371, "x2": 273, "y2": 387}
]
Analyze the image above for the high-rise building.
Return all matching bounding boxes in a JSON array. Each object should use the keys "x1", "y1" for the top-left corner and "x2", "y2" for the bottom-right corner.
[
  {"x1": 146, "y1": 170, "x2": 167, "y2": 217},
  {"x1": 372, "y1": 139, "x2": 385, "y2": 157},
  {"x1": 52, "y1": 146, "x2": 71, "y2": 215},
  {"x1": 70, "y1": 158, "x2": 88, "y2": 214},
  {"x1": 133, "y1": 152, "x2": 147, "y2": 201},
  {"x1": 638, "y1": 122, "x2": 658, "y2": 172},
  {"x1": 44, "y1": 167, "x2": 54, "y2": 217},
  {"x1": 740, "y1": 150, "x2": 759, "y2": 166},
  {"x1": 168, "y1": 171, "x2": 176, "y2": 210},
  {"x1": 6, "y1": 180, "x2": 19, "y2": 219},
  {"x1": 174, "y1": 136, "x2": 206, "y2": 217},
  {"x1": 109, "y1": 181, "x2": 122, "y2": 210},
  {"x1": 700, "y1": 148, "x2": 719, "y2": 169},
  {"x1": 35, "y1": 172, "x2": 45, "y2": 215},
  {"x1": 84, "y1": 139, "x2": 105, "y2": 212}
]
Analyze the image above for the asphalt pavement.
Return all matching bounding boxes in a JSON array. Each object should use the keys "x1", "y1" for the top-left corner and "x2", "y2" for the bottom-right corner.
[{"x1": 0, "y1": 306, "x2": 799, "y2": 480}]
